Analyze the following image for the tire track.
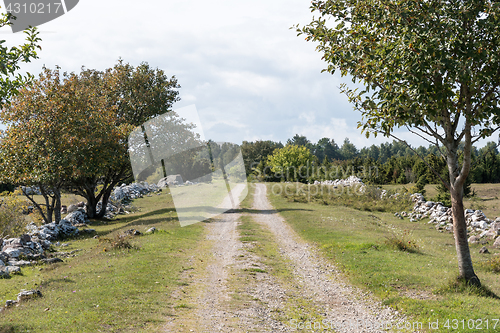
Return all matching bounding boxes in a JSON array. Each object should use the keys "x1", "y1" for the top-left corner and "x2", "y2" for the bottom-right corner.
[{"x1": 250, "y1": 183, "x2": 401, "y2": 333}]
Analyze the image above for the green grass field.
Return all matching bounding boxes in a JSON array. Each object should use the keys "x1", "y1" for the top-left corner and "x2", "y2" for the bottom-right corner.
[
  {"x1": 0, "y1": 193, "x2": 204, "y2": 333},
  {"x1": 2, "y1": 182, "x2": 500, "y2": 332},
  {"x1": 268, "y1": 183, "x2": 500, "y2": 333}
]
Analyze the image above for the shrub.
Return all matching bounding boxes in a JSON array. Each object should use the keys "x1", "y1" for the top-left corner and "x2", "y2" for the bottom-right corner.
[
  {"x1": 278, "y1": 183, "x2": 413, "y2": 212},
  {"x1": 384, "y1": 229, "x2": 420, "y2": 253},
  {"x1": 99, "y1": 234, "x2": 137, "y2": 250},
  {"x1": 0, "y1": 192, "x2": 29, "y2": 238},
  {"x1": 413, "y1": 175, "x2": 427, "y2": 196}
]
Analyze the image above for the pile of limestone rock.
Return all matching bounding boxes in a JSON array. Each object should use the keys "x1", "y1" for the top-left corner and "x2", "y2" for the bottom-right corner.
[
  {"x1": 96, "y1": 201, "x2": 129, "y2": 219},
  {"x1": 111, "y1": 182, "x2": 160, "y2": 202},
  {"x1": 397, "y1": 193, "x2": 500, "y2": 247},
  {"x1": 1, "y1": 233, "x2": 66, "y2": 279},
  {"x1": 313, "y1": 176, "x2": 365, "y2": 188},
  {"x1": 0, "y1": 208, "x2": 98, "y2": 279}
]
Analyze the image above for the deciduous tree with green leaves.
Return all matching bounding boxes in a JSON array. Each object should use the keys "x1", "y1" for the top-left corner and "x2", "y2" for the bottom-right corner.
[
  {"x1": 0, "y1": 67, "x2": 124, "y2": 224},
  {"x1": 297, "y1": 0, "x2": 500, "y2": 286},
  {"x1": 267, "y1": 145, "x2": 315, "y2": 182},
  {"x1": 67, "y1": 61, "x2": 180, "y2": 219}
]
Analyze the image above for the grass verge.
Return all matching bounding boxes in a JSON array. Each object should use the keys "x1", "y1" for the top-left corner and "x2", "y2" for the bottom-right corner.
[
  {"x1": 0, "y1": 192, "x2": 204, "y2": 333},
  {"x1": 267, "y1": 182, "x2": 500, "y2": 333}
]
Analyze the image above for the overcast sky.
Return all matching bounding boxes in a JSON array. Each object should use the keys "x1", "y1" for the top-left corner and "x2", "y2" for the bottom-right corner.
[{"x1": 0, "y1": 0, "x2": 494, "y2": 149}]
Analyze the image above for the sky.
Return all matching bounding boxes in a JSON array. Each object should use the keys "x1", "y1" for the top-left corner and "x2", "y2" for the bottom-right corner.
[{"x1": 0, "y1": 0, "x2": 495, "y2": 149}]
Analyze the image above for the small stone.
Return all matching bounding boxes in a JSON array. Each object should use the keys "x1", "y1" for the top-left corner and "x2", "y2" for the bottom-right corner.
[
  {"x1": 5, "y1": 266, "x2": 21, "y2": 275},
  {"x1": 5, "y1": 300, "x2": 17, "y2": 307},
  {"x1": 468, "y1": 235, "x2": 481, "y2": 244},
  {"x1": 19, "y1": 234, "x2": 31, "y2": 243},
  {"x1": 3, "y1": 248, "x2": 21, "y2": 258},
  {"x1": 17, "y1": 289, "x2": 42, "y2": 302},
  {"x1": 67, "y1": 204, "x2": 78, "y2": 213},
  {"x1": 0, "y1": 267, "x2": 10, "y2": 278},
  {"x1": 124, "y1": 229, "x2": 141, "y2": 236},
  {"x1": 41, "y1": 258, "x2": 63, "y2": 264},
  {"x1": 7, "y1": 260, "x2": 30, "y2": 268},
  {"x1": 491, "y1": 221, "x2": 500, "y2": 232},
  {"x1": 479, "y1": 246, "x2": 489, "y2": 254},
  {"x1": 493, "y1": 237, "x2": 500, "y2": 249}
]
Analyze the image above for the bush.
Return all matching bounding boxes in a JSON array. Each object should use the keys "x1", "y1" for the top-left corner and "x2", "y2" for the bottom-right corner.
[
  {"x1": 99, "y1": 234, "x2": 137, "y2": 250},
  {"x1": 414, "y1": 175, "x2": 427, "y2": 196},
  {"x1": 384, "y1": 229, "x2": 420, "y2": 253},
  {"x1": 0, "y1": 192, "x2": 29, "y2": 238},
  {"x1": 437, "y1": 276, "x2": 498, "y2": 298}
]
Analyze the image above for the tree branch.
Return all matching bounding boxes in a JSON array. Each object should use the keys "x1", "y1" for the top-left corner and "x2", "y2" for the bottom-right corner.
[
  {"x1": 21, "y1": 187, "x2": 48, "y2": 224},
  {"x1": 406, "y1": 125, "x2": 436, "y2": 146}
]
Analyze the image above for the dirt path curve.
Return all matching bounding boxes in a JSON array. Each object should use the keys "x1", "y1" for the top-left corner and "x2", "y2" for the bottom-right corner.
[{"x1": 250, "y1": 183, "x2": 400, "y2": 332}]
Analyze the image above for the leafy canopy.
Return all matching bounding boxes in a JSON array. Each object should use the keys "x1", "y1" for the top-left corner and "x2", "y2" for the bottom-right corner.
[
  {"x1": 267, "y1": 145, "x2": 314, "y2": 182},
  {"x1": 298, "y1": 0, "x2": 500, "y2": 143},
  {"x1": 0, "y1": 11, "x2": 41, "y2": 105}
]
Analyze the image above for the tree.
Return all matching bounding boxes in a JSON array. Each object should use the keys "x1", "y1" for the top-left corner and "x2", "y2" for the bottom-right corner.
[
  {"x1": 0, "y1": 67, "x2": 123, "y2": 224},
  {"x1": 241, "y1": 140, "x2": 284, "y2": 175},
  {"x1": 287, "y1": 134, "x2": 311, "y2": 148},
  {"x1": 297, "y1": 0, "x2": 500, "y2": 285},
  {"x1": 0, "y1": 12, "x2": 41, "y2": 106},
  {"x1": 64, "y1": 61, "x2": 181, "y2": 218},
  {"x1": 314, "y1": 137, "x2": 341, "y2": 161},
  {"x1": 267, "y1": 145, "x2": 314, "y2": 182},
  {"x1": 339, "y1": 138, "x2": 358, "y2": 160}
]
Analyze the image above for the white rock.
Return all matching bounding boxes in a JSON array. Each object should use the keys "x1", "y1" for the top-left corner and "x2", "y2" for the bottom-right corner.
[
  {"x1": 65, "y1": 209, "x2": 88, "y2": 225},
  {"x1": 3, "y1": 248, "x2": 20, "y2": 258},
  {"x1": 5, "y1": 266, "x2": 21, "y2": 274}
]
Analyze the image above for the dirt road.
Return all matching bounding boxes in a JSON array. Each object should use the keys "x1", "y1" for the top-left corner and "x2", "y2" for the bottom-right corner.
[{"x1": 164, "y1": 183, "x2": 400, "y2": 332}]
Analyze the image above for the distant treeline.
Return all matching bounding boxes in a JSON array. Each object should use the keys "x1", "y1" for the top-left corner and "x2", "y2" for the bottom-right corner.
[{"x1": 241, "y1": 134, "x2": 500, "y2": 185}]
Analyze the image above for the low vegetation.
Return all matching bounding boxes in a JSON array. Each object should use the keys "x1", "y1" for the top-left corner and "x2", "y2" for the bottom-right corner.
[
  {"x1": 482, "y1": 255, "x2": 500, "y2": 274},
  {"x1": 384, "y1": 229, "x2": 421, "y2": 254},
  {"x1": 267, "y1": 182, "x2": 500, "y2": 332},
  {"x1": 0, "y1": 191, "x2": 30, "y2": 238},
  {"x1": 99, "y1": 234, "x2": 137, "y2": 251},
  {"x1": 277, "y1": 183, "x2": 413, "y2": 213},
  {"x1": 0, "y1": 192, "x2": 204, "y2": 332}
]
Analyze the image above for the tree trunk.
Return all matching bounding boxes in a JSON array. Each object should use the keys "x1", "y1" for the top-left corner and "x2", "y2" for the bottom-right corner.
[
  {"x1": 40, "y1": 186, "x2": 53, "y2": 224},
  {"x1": 96, "y1": 187, "x2": 113, "y2": 219},
  {"x1": 53, "y1": 188, "x2": 62, "y2": 223},
  {"x1": 450, "y1": 185, "x2": 480, "y2": 286},
  {"x1": 85, "y1": 193, "x2": 99, "y2": 219},
  {"x1": 446, "y1": 126, "x2": 480, "y2": 287}
]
